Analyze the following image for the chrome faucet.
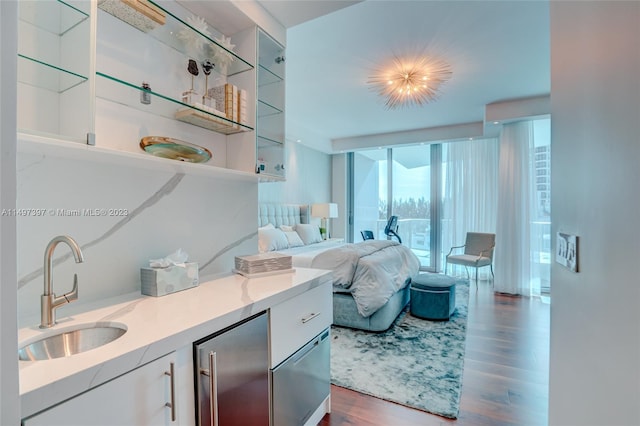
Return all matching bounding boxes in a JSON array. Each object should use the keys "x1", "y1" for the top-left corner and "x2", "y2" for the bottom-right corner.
[{"x1": 40, "y1": 235, "x2": 84, "y2": 328}]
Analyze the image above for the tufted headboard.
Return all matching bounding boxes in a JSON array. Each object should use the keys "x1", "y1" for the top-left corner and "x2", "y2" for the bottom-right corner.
[{"x1": 258, "y1": 204, "x2": 310, "y2": 228}]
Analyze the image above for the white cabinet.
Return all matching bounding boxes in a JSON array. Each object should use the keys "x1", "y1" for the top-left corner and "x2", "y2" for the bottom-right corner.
[
  {"x1": 269, "y1": 280, "x2": 333, "y2": 426},
  {"x1": 16, "y1": 0, "x2": 288, "y2": 181},
  {"x1": 23, "y1": 352, "x2": 180, "y2": 426},
  {"x1": 270, "y1": 280, "x2": 332, "y2": 368},
  {"x1": 17, "y1": 0, "x2": 94, "y2": 143}
]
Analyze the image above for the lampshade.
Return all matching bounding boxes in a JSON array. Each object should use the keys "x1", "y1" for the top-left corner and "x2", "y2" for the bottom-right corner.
[{"x1": 311, "y1": 203, "x2": 338, "y2": 219}]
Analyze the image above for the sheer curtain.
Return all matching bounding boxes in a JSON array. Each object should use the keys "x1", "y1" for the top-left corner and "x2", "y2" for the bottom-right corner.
[
  {"x1": 442, "y1": 138, "x2": 499, "y2": 279},
  {"x1": 494, "y1": 121, "x2": 534, "y2": 295}
]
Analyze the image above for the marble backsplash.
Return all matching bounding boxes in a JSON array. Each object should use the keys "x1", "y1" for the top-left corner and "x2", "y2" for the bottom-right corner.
[{"x1": 16, "y1": 151, "x2": 258, "y2": 325}]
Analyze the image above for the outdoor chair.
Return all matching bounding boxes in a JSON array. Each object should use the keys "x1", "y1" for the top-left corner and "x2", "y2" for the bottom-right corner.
[{"x1": 361, "y1": 230, "x2": 374, "y2": 240}]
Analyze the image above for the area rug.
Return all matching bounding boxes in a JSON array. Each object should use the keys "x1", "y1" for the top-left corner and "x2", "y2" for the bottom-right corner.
[{"x1": 330, "y1": 280, "x2": 469, "y2": 419}]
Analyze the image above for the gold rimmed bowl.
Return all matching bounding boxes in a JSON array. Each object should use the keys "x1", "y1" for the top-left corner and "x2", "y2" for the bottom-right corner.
[{"x1": 140, "y1": 136, "x2": 212, "y2": 163}]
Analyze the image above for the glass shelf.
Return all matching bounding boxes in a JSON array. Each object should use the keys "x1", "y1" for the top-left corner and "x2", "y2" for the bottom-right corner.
[
  {"x1": 258, "y1": 64, "x2": 283, "y2": 87},
  {"x1": 258, "y1": 135, "x2": 284, "y2": 147},
  {"x1": 258, "y1": 99, "x2": 282, "y2": 118},
  {"x1": 139, "y1": 0, "x2": 254, "y2": 77},
  {"x1": 19, "y1": 0, "x2": 89, "y2": 36},
  {"x1": 18, "y1": 54, "x2": 88, "y2": 94},
  {"x1": 97, "y1": 72, "x2": 253, "y2": 135}
]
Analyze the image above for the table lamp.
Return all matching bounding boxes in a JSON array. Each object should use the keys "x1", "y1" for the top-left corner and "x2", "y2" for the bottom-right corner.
[{"x1": 311, "y1": 203, "x2": 338, "y2": 240}]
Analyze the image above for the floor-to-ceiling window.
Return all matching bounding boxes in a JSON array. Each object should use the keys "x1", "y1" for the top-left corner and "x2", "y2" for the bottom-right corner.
[
  {"x1": 349, "y1": 119, "x2": 551, "y2": 291},
  {"x1": 532, "y1": 118, "x2": 551, "y2": 294},
  {"x1": 352, "y1": 145, "x2": 440, "y2": 271}
]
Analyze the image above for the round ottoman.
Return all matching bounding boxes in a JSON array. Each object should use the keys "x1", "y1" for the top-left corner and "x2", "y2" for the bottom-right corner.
[{"x1": 410, "y1": 273, "x2": 457, "y2": 320}]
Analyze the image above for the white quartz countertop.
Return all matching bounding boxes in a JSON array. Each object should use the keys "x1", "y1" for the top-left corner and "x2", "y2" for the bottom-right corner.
[{"x1": 18, "y1": 267, "x2": 332, "y2": 418}]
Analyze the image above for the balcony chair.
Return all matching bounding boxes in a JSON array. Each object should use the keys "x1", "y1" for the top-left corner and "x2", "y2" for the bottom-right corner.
[
  {"x1": 360, "y1": 230, "x2": 374, "y2": 241},
  {"x1": 445, "y1": 232, "x2": 495, "y2": 285}
]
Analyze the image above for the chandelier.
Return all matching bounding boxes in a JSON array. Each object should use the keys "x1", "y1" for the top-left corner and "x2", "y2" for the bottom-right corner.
[{"x1": 368, "y1": 55, "x2": 452, "y2": 109}]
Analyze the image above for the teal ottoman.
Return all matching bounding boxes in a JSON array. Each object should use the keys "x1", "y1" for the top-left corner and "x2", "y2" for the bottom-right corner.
[{"x1": 410, "y1": 274, "x2": 457, "y2": 320}]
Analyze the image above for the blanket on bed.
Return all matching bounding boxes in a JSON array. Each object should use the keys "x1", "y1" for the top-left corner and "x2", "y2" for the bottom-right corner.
[{"x1": 310, "y1": 240, "x2": 420, "y2": 318}]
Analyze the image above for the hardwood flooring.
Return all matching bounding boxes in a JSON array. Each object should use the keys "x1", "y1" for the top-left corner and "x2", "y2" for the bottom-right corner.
[{"x1": 319, "y1": 282, "x2": 550, "y2": 426}]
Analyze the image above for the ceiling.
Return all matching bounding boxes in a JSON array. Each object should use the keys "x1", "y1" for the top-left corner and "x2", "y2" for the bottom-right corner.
[{"x1": 259, "y1": 0, "x2": 550, "y2": 153}]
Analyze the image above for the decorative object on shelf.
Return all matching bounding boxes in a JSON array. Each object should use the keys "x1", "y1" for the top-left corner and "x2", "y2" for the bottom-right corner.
[
  {"x1": 98, "y1": 0, "x2": 166, "y2": 33},
  {"x1": 177, "y1": 14, "x2": 211, "y2": 57},
  {"x1": 311, "y1": 203, "x2": 339, "y2": 240},
  {"x1": 181, "y1": 59, "x2": 199, "y2": 104},
  {"x1": 274, "y1": 56, "x2": 285, "y2": 64},
  {"x1": 201, "y1": 60, "x2": 215, "y2": 108},
  {"x1": 368, "y1": 54, "x2": 452, "y2": 109},
  {"x1": 211, "y1": 35, "x2": 235, "y2": 75},
  {"x1": 140, "y1": 136, "x2": 212, "y2": 163},
  {"x1": 140, "y1": 82, "x2": 151, "y2": 104}
]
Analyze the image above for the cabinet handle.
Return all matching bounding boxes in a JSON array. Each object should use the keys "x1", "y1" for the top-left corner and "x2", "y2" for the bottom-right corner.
[
  {"x1": 301, "y1": 312, "x2": 320, "y2": 324},
  {"x1": 209, "y1": 351, "x2": 219, "y2": 426},
  {"x1": 164, "y1": 362, "x2": 176, "y2": 422}
]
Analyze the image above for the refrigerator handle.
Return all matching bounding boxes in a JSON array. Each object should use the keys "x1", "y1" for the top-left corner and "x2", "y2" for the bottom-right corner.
[{"x1": 209, "y1": 351, "x2": 219, "y2": 426}]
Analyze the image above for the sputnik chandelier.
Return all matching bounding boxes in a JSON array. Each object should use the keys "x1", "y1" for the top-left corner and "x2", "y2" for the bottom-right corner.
[{"x1": 368, "y1": 55, "x2": 452, "y2": 109}]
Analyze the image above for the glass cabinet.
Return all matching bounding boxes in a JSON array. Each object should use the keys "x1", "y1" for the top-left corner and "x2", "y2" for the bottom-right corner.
[
  {"x1": 256, "y1": 29, "x2": 285, "y2": 179},
  {"x1": 17, "y1": 0, "x2": 93, "y2": 143}
]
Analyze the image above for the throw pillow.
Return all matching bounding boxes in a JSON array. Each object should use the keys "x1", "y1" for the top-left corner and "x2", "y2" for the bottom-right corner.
[
  {"x1": 283, "y1": 231, "x2": 304, "y2": 248},
  {"x1": 295, "y1": 224, "x2": 323, "y2": 245},
  {"x1": 258, "y1": 228, "x2": 289, "y2": 253}
]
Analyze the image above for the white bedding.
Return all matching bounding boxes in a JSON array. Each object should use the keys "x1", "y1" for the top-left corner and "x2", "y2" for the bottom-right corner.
[{"x1": 277, "y1": 240, "x2": 420, "y2": 318}]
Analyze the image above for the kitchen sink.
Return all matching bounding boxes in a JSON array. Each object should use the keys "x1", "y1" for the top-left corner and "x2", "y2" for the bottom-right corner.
[{"x1": 18, "y1": 323, "x2": 127, "y2": 361}]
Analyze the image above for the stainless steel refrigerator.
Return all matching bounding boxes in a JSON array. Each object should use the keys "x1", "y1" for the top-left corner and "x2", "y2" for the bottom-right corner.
[{"x1": 194, "y1": 312, "x2": 269, "y2": 426}]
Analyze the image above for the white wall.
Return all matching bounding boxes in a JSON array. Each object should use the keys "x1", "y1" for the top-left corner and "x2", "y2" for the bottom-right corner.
[
  {"x1": 549, "y1": 2, "x2": 640, "y2": 425},
  {"x1": 259, "y1": 141, "x2": 332, "y2": 206},
  {"x1": 16, "y1": 151, "x2": 258, "y2": 324},
  {"x1": 1, "y1": 1, "x2": 20, "y2": 423}
]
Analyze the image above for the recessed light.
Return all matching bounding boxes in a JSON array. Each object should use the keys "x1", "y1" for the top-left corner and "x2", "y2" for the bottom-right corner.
[
  {"x1": 469, "y1": 137, "x2": 473, "y2": 141},
  {"x1": 493, "y1": 121, "x2": 500, "y2": 125},
  {"x1": 296, "y1": 139, "x2": 302, "y2": 143}
]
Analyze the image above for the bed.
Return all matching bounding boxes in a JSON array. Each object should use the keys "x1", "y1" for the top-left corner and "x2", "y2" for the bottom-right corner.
[{"x1": 258, "y1": 204, "x2": 420, "y2": 332}]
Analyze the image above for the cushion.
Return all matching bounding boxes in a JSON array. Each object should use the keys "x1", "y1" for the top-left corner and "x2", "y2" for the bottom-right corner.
[
  {"x1": 283, "y1": 231, "x2": 304, "y2": 248},
  {"x1": 259, "y1": 223, "x2": 275, "y2": 230},
  {"x1": 258, "y1": 228, "x2": 289, "y2": 253},
  {"x1": 295, "y1": 224, "x2": 323, "y2": 245},
  {"x1": 411, "y1": 273, "x2": 457, "y2": 291},
  {"x1": 279, "y1": 225, "x2": 294, "y2": 232}
]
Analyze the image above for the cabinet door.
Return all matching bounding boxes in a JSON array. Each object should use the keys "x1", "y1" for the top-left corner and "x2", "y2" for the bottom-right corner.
[
  {"x1": 23, "y1": 352, "x2": 178, "y2": 426},
  {"x1": 256, "y1": 29, "x2": 285, "y2": 178}
]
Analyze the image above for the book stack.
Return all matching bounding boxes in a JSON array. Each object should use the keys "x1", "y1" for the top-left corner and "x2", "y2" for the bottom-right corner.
[
  {"x1": 208, "y1": 83, "x2": 248, "y2": 128},
  {"x1": 234, "y1": 253, "x2": 293, "y2": 278}
]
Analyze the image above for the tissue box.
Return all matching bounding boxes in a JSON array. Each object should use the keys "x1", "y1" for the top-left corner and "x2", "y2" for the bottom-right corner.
[{"x1": 140, "y1": 263, "x2": 199, "y2": 297}]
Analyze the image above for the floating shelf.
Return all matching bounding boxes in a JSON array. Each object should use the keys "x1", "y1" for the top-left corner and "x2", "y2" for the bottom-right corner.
[
  {"x1": 19, "y1": 0, "x2": 89, "y2": 36},
  {"x1": 139, "y1": 0, "x2": 254, "y2": 77},
  {"x1": 18, "y1": 54, "x2": 88, "y2": 94},
  {"x1": 96, "y1": 72, "x2": 253, "y2": 135}
]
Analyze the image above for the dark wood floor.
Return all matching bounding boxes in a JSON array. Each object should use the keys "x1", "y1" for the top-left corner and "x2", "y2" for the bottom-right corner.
[{"x1": 319, "y1": 282, "x2": 550, "y2": 426}]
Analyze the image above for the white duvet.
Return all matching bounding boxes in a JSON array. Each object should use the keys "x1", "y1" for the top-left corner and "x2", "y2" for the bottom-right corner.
[{"x1": 305, "y1": 240, "x2": 420, "y2": 318}]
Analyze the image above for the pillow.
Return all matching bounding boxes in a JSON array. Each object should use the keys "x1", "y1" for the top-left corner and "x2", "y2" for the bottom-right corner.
[
  {"x1": 279, "y1": 225, "x2": 294, "y2": 232},
  {"x1": 295, "y1": 224, "x2": 323, "y2": 245},
  {"x1": 283, "y1": 231, "x2": 304, "y2": 248},
  {"x1": 258, "y1": 228, "x2": 289, "y2": 253},
  {"x1": 259, "y1": 223, "x2": 275, "y2": 230}
]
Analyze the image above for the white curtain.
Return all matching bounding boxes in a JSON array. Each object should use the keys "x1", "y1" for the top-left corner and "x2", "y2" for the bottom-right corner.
[
  {"x1": 442, "y1": 138, "x2": 499, "y2": 279},
  {"x1": 494, "y1": 121, "x2": 534, "y2": 295}
]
